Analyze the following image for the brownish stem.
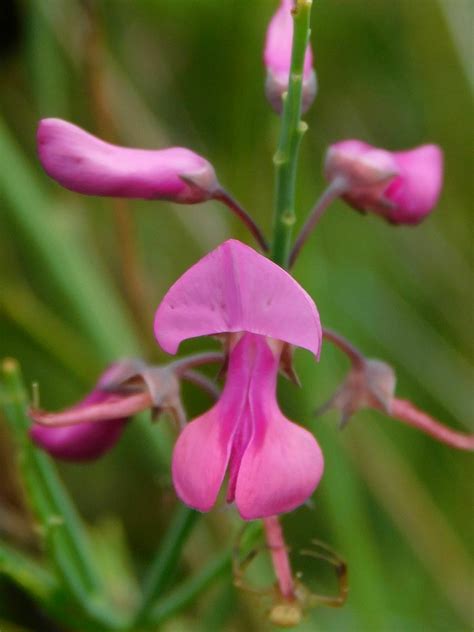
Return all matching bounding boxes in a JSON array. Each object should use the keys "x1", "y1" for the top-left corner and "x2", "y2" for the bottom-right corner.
[
  {"x1": 263, "y1": 516, "x2": 295, "y2": 600},
  {"x1": 322, "y1": 327, "x2": 365, "y2": 367},
  {"x1": 391, "y1": 398, "x2": 474, "y2": 451},
  {"x1": 213, "y1": 189, "x2": 269, "y2": 252},
  {"x1": 289, "y1": 178, "x2": 346, "y2": 268},
  {"x1": 181, "y1": 370, "x2": 220, "y2": 401},
  {"x1": 169, "y1": 352, "x2": 224, "y2": 376}
]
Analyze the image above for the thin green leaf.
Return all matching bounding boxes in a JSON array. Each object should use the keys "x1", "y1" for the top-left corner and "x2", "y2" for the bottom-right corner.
[
  {"x1": 144, "y1": 521, "x2": 262, "y2": 628},
  {"x1": 0, "y1": 358, "x2": 128, "y2": 630},
  {"x1": 0, "y1": 117, "x2": 140, "y2": 361},
  {"x1": 135, "y1": 505, "x2": 199, "y2": 624}
]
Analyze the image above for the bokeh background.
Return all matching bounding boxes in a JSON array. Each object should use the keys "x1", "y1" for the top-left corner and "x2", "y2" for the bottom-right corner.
[{"x1": 0, "y1": 0, "x2": 473, "y2": 630}]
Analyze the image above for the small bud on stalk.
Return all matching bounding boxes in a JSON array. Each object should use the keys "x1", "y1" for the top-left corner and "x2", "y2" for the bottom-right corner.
[
  {"x1": 320, "y1": 329, "x2": 474, "y2": 450},
  {"x1": 37, "y1": 118, "x2": 268, "y2": 250},
  {"x1": 38, "y1": 118, "x2": 219, "y2": 203},
  {"x1": 30, "y1": 359, "x2": 186, "y2": 461},
  {"x1": 264, "y1": 0, "x2": 317, "y2": 114},
  {"x1": 324, "y1": 141, "x2": 443, "y2": 224}
]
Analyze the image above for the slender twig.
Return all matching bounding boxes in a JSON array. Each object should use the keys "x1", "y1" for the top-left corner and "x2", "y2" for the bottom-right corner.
[
  {"x1": 322, "y1": 332, "x2": 474, "y2": 451},
  {"x1": 391, "y1": 399, "x2": 474, "y2": 451},
  {"x1": 30, "y1": 391, "x2": 152, "y2": 427},
  {"x1": 322, "y1": 328, "x2": 365, "y2": 367},
  {"x1": 181, "y1": 370, "x2": 221, "y2": 401},
  {"x1": 213, "y1": 189, "x2": 269, "y2": 252},
  {"x1": 289, "y1": 178, "x2": 347, "y2": 267},
  {"x1": 270, "y1": 0, "x2": 313, "y2": 268},
  {"x1": 169, "y1": 351, "x2": 224, "y2": 376}
]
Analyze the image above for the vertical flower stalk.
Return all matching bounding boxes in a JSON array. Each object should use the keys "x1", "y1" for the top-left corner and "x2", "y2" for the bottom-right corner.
[
  {"x1": 271, "y1": 0, "x2": 314, "y2": 268},
  {"x1": 263, "y1": 0, "x2": 315, "y2": 608}
]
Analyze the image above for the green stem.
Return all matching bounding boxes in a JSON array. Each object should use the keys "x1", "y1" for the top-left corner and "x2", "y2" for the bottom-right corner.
[
  {"x1": 146, "y1": 550, "x2": 229, "y2": 627},
  {"x1": 271, "y1": 0, "x2": 313, "y2": 268},
  {"x1": 0, "y1": 540, "x2": 59, "y2": 603},
  {"x1": 0, "y1": 359, "x2": 125, "y2": 630},
  {"x1": 143, "y1": 521, "x2": 262, "y2": 628},
  {"x1": 135, "y1": 505, "x2": 200, "y2": 624}
]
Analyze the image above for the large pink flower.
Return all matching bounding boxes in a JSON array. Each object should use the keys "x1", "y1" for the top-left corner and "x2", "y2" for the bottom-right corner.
[
  {"x1": 154, "y1": 239, "x2": 323, "y2": 519},
  {"x1": 324, "y1": 140, "x2": 443, "y2": 224}
]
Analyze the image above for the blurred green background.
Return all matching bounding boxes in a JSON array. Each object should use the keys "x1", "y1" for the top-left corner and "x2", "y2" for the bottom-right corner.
[{"x1": 0, "y1": 0, "x2": 473, "y2": 630}]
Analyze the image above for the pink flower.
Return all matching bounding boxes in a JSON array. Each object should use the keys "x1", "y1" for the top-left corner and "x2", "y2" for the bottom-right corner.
[
  {"x1": 264, "y1": 0, "x2": 317, "y2": 114},
  {"x1": 324, "y1": 140, "x2": 443, "y2": 224},
  {"x1": 154, "y1": 239, "x2": 324, "y2": 519},
  {"x1": 30, "y1": 360, "x2": 182, "y2": 461},
  {"x1": 37, "y1": 118, "x2": 219, "y2": 203}
]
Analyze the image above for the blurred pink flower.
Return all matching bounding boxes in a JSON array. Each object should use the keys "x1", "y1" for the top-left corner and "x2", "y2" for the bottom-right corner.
[
  {"x1": 37, "y1": 118, "x2": 218, "y2": 203},
  {"x1": 155, "y1": 239, "x2": 324, "y2": 519},
  {"x1": 30, "y1": 360, "x2": 183, "y2": 461},
  {"x1": 324, "y1": 140, "x2": 443, "y2": 224},
  {"x1": 264, "y1": 0, "x2": 317, "y2": 114}
]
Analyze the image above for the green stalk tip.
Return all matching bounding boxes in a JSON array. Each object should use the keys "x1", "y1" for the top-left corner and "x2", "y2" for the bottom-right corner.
[{"x1": 2, "y1": 357, "x2": 19, "y2": 374}]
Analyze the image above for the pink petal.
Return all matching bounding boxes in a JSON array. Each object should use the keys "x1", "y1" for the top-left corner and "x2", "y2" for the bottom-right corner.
[
  {"x1": 234, "y1": 336, "x2": 324, "y2": 520},
  {"x1": 37, "y1": 118, "x2": 218, "y2": 203},
  {"x1": 325, "y1": 140, "x2": 399, "y2": 187},
  {"x1": 386, "y1": 145, "x2": 444, "y2": 224},
  {"x1": 171, "y1": 333, "x2": 251, "y2": 511},
  {"x1": 30, "y1": 419, "x2": 127, "y2": 462},
  {"x1": 235, "y1": 414, "x2": 323, "y2": 520},
  {"x1": 154, "y1": 239, "x2": 321, "y2": 357},
  {"x1": 29, "y1": 361, "x2": 147, "y2": 461},
  {"x1": 325, "y1": 140, "x2": 443, "y2": 225},
  {"x1": 171, "y1": 408, "x2": 234, "y2": 512}
]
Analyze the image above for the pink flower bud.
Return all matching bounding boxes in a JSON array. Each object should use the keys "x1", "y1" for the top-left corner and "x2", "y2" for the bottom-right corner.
[
  {"x1": 29, "y1": 360, "x2": 185, "y2": 461},
  {"x1": 324, "y1": 140, "x2": 443, "y2": 224},
  {"x1": 37, "y1": 118, "x2": 219, "y2": 204},
  {"x1": 263, "y1": 0, "x2": 317, "y2": 114}
]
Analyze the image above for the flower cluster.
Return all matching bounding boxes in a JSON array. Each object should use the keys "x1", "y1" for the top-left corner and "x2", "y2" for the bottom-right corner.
[{"x1": 29, "y1": 0, "x2": 472, "y2": 619}]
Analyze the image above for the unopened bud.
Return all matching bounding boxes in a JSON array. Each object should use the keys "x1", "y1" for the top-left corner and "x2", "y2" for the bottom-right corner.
[
  {"x1": 324, "y1": 140, "x2": 443, "y2": 225},
  {"x1": 264, "y1": 0, "x2": 317, "y2": 114},
  {"x1": 37, "y1": 118, "x2": 219, "y2": 204},
  {"x1": 30, "y1": 359, "x2": 185, "y2": 461}
]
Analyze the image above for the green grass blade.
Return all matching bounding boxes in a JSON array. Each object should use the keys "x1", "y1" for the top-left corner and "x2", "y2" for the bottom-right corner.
[
  {"x1": 0, "y1": 358, "x2": 128, "y2": 630},
  {"x1": 0, "y1": 117, "x2": 140, "y2": 361},
  {"x1": 135, "y1": 505, "x2": 199, "y2": 624}
]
